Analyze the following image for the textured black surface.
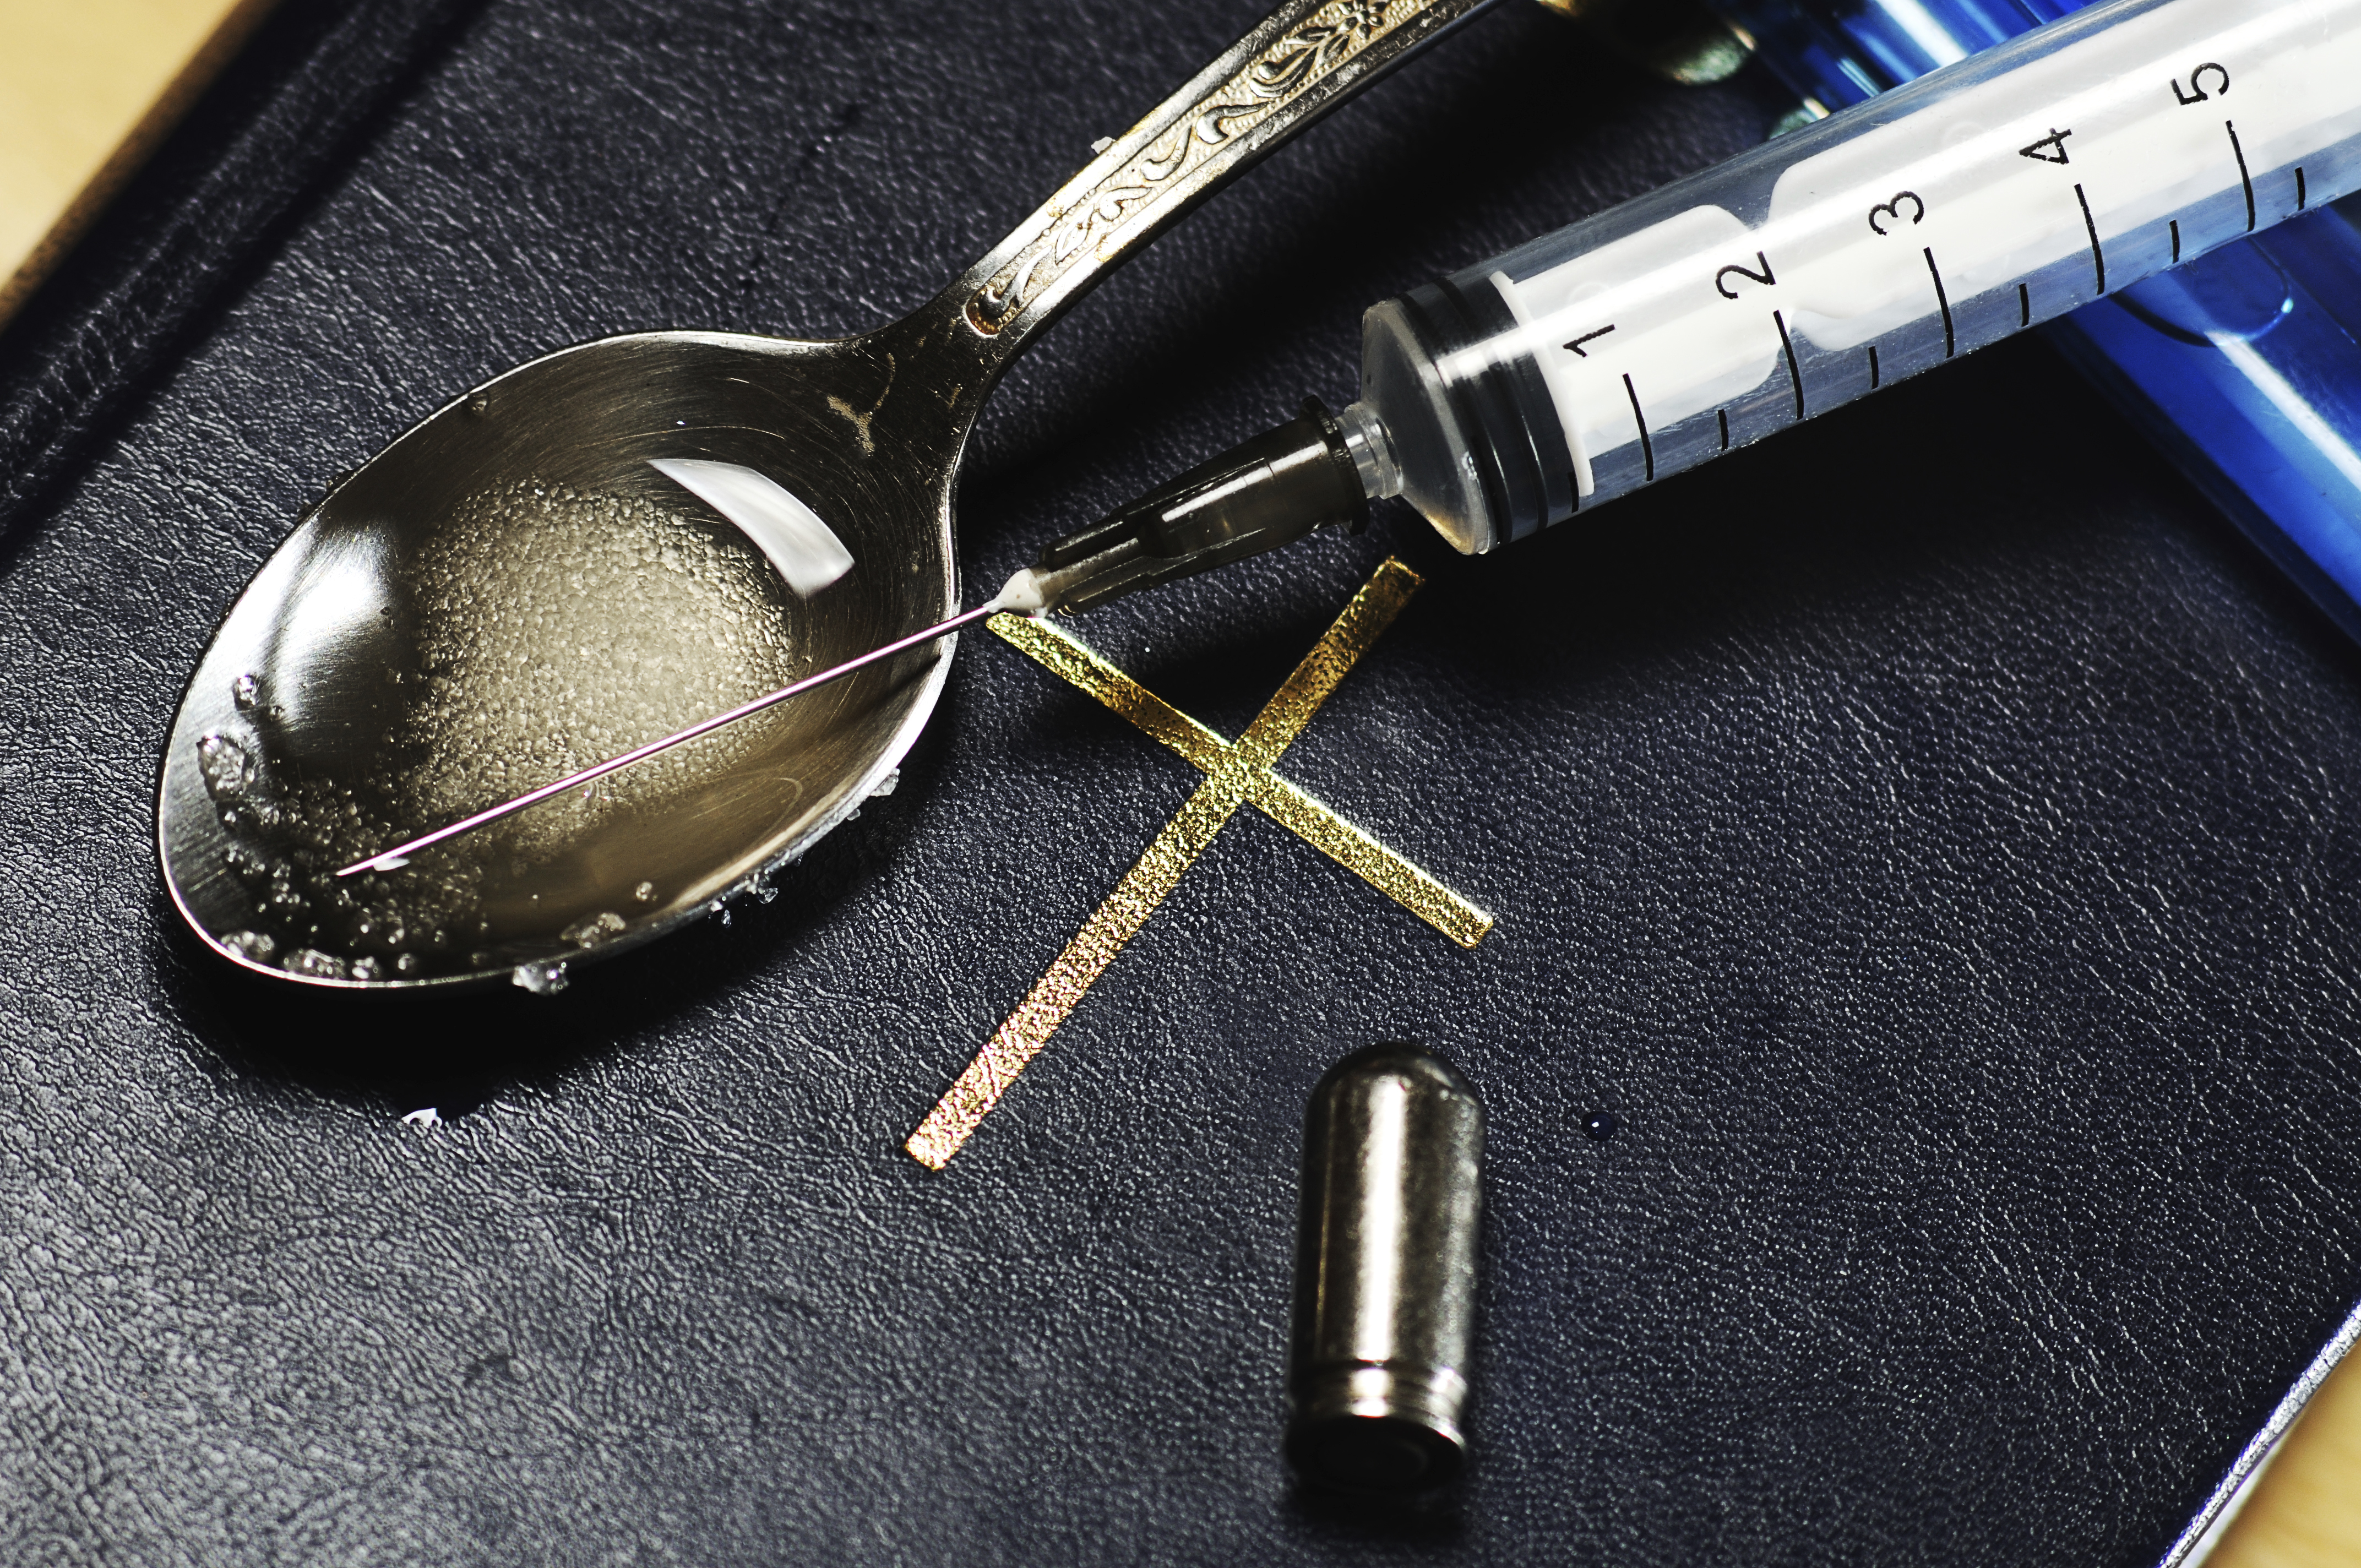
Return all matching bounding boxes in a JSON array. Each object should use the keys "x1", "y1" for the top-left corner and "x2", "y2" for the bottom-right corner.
[{"x1": 5, "y1": 1, "x2": 2361, "y2": 1562}]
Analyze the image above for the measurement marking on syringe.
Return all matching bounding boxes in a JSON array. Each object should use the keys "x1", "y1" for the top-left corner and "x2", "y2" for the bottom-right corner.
[
  {"x1": 1923, "y1": 249, "x2": 1955, "y2": 358},
  {"x1": 1715, "y1": 252, "x2": 1777, "y2": 299},
  {"x1": 2227, "y1": 121, "x2": 2255, "y2": 231},
  {"x1": 1773, "y1": 310, "x2": 1804, "y2": 419},
  {"x1": 1564, "y1": 325, "x2": 1616, "y2": 357},
  {"x1": 2074, "y1": 183, "x2": 2106, "y2": 293},
  {"x1": 2020, "y1": 128, "x2": 2074, "y2": 164},
  {"x1": 1401, "y1": 10, "x2": 2361, "y2": 536},
  {"x1": 1623, "y1": 374, "x2": 1655, "y2": 481},
  {"x1": 2170, "y1": 62, "x2": 2230, "y2": 105}
]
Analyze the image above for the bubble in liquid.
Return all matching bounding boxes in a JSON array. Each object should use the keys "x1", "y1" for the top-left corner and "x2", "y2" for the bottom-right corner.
[
  {"x1": 394, "y1": 477, "x2": 808, "y2": 860},
  {"x1": 200, "y1": 474, "x2": 821, "y2": 984},
  {"x1": 220, "y1": 930, "x2": 277, "y2": 963},
  {"x1": 561, "y1": 911, "x2": 627, "y2": 948},
  {"x1": 263, "y1": 879, "x2": 310, "y2": 922},
  {"x1": 512, "y1": 961, "x2": 569, "y2": 994},
  {"x1": 285, "y1": 949, "x2": 349, "y2": 980},
  {"x1": 197, "y1": 733, "x2": 255, "y2": 801}
]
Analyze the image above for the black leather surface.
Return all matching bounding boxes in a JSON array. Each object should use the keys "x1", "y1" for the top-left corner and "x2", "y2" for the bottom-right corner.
[
  {"x1": 6, "y1": 1, "x2": 2361, "y2": 1562},
  {"x1": 0, "y1": 0, "x2": 480, "y2": 530}
]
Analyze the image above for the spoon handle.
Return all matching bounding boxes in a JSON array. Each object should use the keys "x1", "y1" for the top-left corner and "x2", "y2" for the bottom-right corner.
[{"x1": 939, "y1": 0, "x2": 1499, "y2": 363}]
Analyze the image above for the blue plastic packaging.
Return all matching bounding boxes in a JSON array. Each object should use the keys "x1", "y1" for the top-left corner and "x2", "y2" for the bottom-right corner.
[{"x1": 1711, "y1": 0, "x2": 2361, "y2": 642}]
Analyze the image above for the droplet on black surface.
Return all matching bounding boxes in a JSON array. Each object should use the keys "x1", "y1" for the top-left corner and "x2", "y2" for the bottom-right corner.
[{"x1": 1582, "y1": 1112, "x2": 1620, "y2": 1143}]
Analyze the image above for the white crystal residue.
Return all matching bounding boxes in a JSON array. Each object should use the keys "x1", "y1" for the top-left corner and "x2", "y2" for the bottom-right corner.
[{"x1": 512, "y1": 961, "x2": 569, "y2": 994}]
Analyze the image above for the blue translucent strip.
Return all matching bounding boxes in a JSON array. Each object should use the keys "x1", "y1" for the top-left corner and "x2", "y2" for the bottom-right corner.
[{"x1": 1709, "y1": 0, "x2": 2361, "y2": 644}]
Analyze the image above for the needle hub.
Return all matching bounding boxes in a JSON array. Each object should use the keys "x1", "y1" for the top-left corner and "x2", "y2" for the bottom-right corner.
[{"x1": 1007, "y1": 397, "x2": 1370, "y2": 616}]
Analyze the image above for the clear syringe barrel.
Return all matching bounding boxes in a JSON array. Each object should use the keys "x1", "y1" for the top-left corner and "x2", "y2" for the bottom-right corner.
[{"x1": 1361, "y1": 0, "x2": 2361, "y2": 553}]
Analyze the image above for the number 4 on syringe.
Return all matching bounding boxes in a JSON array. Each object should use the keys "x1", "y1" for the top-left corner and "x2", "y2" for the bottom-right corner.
[{"x1": 2017, "y1": 127, "x2": 2106, "y2": 293}]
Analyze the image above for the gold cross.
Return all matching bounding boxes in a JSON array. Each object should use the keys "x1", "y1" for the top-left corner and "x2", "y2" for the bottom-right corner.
[{"x1": 905, "y1": 557, "x2": 1492, "y2": 1169}]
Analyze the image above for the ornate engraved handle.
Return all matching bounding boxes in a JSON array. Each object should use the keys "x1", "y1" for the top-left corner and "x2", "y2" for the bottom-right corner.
[{"x1": 929, "y1": 0, "x2": 1498, "y2": 366}]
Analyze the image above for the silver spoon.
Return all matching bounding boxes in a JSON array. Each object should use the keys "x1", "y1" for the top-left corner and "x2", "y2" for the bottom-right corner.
[{"x1": 158, "y1": 0, "x2": 1497, "y2": 991}]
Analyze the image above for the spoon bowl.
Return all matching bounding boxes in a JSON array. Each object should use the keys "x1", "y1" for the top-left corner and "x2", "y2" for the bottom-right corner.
[
  {"x1": 160, "y1": 326, "x2": 962, "y2": 986},
  {"x1": 157, "y1": 0, "x2": 1491, "y2": 989}
]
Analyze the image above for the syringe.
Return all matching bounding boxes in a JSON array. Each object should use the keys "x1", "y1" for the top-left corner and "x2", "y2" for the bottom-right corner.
[
  {"x1": 339, "y1": 0, "x2": 2361, "y2": 875},
  {"x1": 1718, "y1": 0, "x2": 2361, "y2": 646},
  {"x1": 1010, "y1": 0, "x2": 2361, "y2": 612}
]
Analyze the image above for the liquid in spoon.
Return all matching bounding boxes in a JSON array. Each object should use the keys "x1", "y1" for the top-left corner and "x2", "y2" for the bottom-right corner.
[{"x1": 202, "y1": 475, "x2": 817, "y2": 982}]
